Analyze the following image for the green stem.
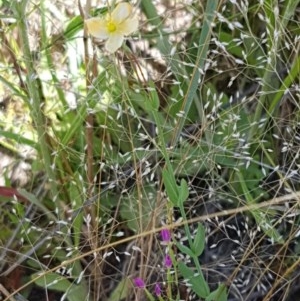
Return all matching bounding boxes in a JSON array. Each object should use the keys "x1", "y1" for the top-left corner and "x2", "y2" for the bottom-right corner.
[
  {"x1": 152, "y1": 102, "x2": 207, "y2": 294},
  {"x1": 171, "y1": 0, "x2": 218, "y2": 145},
  {"x1": 40, "y1": 0, "x2": 67, "y2": 108},
  {"x1": 14, "y1": 1, "x2": 59, "y2": 201},
  {"x1": 140, "y1": 0, "x2": 184, "y2": 78}
]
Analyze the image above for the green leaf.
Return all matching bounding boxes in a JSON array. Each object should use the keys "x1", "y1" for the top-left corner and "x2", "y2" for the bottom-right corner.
[
  {"x1": 0, "y1": 129, "x2": 38, "y2": 150},
  {"x1": 162, "y1": 169, "x2": 179, "y2": 206},
  {"x1": 146, "y1": 81, "x2": 160, "y2": 112},
  {"x1": 170, "y1": 0, "x2": 219, "y2": 144},
  {"x1": 218, "y1": 32, "x2": 243, "y2": 58},
  {"x1": 178, "y1": 262, "x2": 210, "y2": 298},
  {"x1": 238, "y1": 172, "x2": 284, "y2": 244},
  {"x1": 192, "y1": 223, "x2": 206, "y2": 257},
  {"x1": 178, "y1": 179, "x2": 189, "y2": 204},
  {"x1": 120, "y1": 185, "x2": 156, "y2": 232},
  {"x1": 63, "y1": 7, "x2": 108, "y2": 41},
  {"x1": 269, "y1": 54, "x2": 300, "y2": 114},
  {"x1": 64, "y1": 15, "x2": 83, "y2": 40},
  {"x1": 33, "y1": 272, "x2": 88, "y2": 301},
  {"x1": 18, "y1": 189, "x2": 57, "y2": 221},
  {"x1": 206, "y1": 284, "x2": 227, "y2": 301},
  {"x1": 176, "y1": 242, "x2": 195, "y2": 258},
  {"x1": 68, "y1": 174, "x2": 84, "y2": 249},
  {"x1": 108, "y1": 278, "x2": 130, "y2": 301}
]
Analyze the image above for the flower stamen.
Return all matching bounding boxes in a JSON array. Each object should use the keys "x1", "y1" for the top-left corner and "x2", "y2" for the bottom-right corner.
[{"x1": 107, "y1": 20, "x2": 117, "y2": 33}]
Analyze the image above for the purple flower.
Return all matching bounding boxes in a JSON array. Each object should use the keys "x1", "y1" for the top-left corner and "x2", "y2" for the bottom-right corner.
[
  {"x1": 133, "y1": 277, "x2": 145, "y2": 289},
  {"x1": 160, "y1": 229, "x2": 171, "y2": 243},
  {"x1": 154, "y1": 283, "x2": 162, "y2": 296},
  {"x1": 164, "y1": 254, "x2": 172, "y2": 268}
]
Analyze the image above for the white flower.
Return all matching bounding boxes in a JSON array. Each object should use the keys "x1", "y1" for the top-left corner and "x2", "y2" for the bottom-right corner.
[{"x1": 85, "y1": 3, "x2": 139, "y2": 53}]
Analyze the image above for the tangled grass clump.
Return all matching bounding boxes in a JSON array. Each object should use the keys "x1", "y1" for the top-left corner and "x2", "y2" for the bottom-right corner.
[{"x1": 0, "y1": 0, "x2": 300, "y2": 301}]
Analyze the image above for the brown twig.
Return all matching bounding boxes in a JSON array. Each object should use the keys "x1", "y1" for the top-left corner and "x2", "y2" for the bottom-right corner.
[
  {"x1": 78, "y1": 1, "x2": 104, "y2": 299},
  {"x1": 78, "y1": 0, "x2": 96, "y2": 225}
]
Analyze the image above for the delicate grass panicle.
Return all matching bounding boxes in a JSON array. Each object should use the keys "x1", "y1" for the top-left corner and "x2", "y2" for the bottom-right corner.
[{"x1": 0, "y1": 0, "x2": 299, "y2": 301}]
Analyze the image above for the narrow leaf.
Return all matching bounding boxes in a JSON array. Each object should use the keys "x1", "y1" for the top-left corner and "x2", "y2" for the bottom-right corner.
[
  {"x1": 176, "y1": 242, "x2": 195, "y2": 258},
  {"x1": 192, "y1": 223, "x2": 206, "y2": 257},
  {"x1": 178, "y1": 262, "x2": 210, "y2": 298},
  {"x1": 108, "y1": 278, "x2": 130, "y2": 301},
  {"x1": 162, "y1": 169, "x2": 179, "y2": 206},
  {"x1": 33, "y1": 272, "x2": 88, "y2": 301},
  {"x1": 206, "y1": 284, "x2": 227, "y2": 301},
  {"x1": 178, "y1": 179, "x2": 189, "y2": 204}
]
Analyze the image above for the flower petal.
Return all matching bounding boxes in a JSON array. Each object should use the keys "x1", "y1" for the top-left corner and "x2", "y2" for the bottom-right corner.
[
  {"x1": 133, "y1": 277, "x2": 145, "y2": 289},
  {"x1": 120, "y1": 16, "x2": 139, "y2": 36},
  {"x1": 105, "y1": 33, "x2": 124, "y2": 53},
  {"x1": 86, "y1": 18, "x2": 109, "y2": 39},
  {"x1": 154, "y1": 283, "x2": 162, "y2": 296},
  {"x1": 160, "y1": 229, "x2": 171, "y2": 242},
  {"x1": 164, "y1": 254, "x2": 172, "y2": 268},
  {"x1": 112, "y1": 3, "x2": 132, "y2": 24}
]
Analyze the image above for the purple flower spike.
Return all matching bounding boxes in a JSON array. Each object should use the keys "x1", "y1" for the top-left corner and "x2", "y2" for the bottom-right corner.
[
  {"x1": 164, "y1": 254, "x2": 172, "y2": 268},
  {"x1": 133, "y1": 277, "x2": 145, "y2": 289},
  {"x1": 160, "y1": 228, "x2": 171, "y2": 243},
  {"x1": 154, "y1": 283, "x2": 162, "y2": 296}
]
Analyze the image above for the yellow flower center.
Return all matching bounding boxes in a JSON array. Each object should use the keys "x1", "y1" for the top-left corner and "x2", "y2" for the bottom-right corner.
[{"x1": 107, "y1": 20, "x2": 117, "y2": 33}]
